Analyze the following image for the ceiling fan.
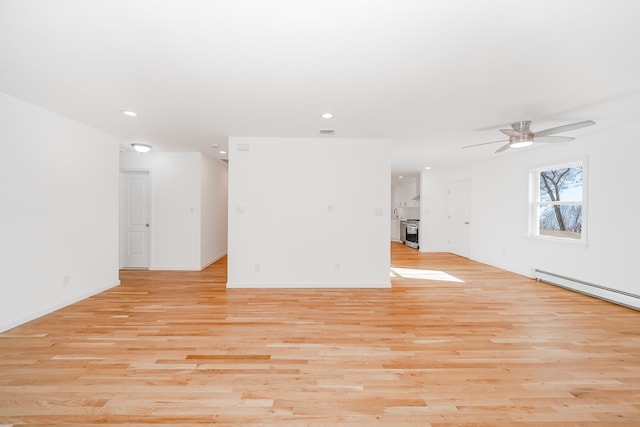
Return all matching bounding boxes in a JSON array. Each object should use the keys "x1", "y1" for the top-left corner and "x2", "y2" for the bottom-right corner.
[{"x1": 464, "y1": 120, "x2": 596, "y2": 153}]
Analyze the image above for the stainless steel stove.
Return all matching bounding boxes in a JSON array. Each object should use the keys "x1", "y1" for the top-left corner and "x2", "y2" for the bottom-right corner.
[{"x1": 404, "y1": 219, "x2": 419, "y2": 249}]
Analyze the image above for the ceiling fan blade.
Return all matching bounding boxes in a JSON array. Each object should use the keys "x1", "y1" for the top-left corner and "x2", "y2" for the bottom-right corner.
[
  {"x1": 533, "y1": 120, "x2": 595, "y2": 137},
  {"x1": 500, "y1": 129, "x2": 521, "y2": 137},
  {"x1": 534, "y1": 136, "x2": 575, "y2": 143},
  {"x1": 495, "y1": 142, "x2": 511, "y2": 153},
  {"x1": 462, "y1": 139, "x2": 508, "y2": 149}
]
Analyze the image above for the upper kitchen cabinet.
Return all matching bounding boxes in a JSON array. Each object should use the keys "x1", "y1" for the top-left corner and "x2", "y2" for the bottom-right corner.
[{"x1": 393, "y1": 179, "x2": 420, "y2": 207}]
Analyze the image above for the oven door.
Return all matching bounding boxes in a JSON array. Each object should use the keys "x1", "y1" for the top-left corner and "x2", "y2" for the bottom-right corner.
[{"x1": 405, "y1": 223, "x2": 419, "y2": 248}]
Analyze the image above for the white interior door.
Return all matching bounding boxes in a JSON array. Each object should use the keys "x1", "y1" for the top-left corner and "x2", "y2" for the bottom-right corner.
[
  {"x1": 448, "y1": 180, "x2": 471, "y2": 258},
  {"x1": 120, "y1": 171, "x2": 150, "y2": 268}
]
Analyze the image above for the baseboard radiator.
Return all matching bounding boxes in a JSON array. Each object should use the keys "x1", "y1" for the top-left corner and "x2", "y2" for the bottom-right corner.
[{"x1": 532, "y1": 268, "x2": 640, "y2": 311}]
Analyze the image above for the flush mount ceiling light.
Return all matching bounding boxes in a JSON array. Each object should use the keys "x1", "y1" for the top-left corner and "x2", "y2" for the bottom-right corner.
[
  {"x1": 509, "y1": 139, "x2": 534, "y2": 148},
  {"x1": 219, "y1": 150, "x2": 227, "y2": 155},
  {"x1": 321, "y1": 113, "x2": 333, "y2": 119},
  {"x1": 122, "y1": 110, "x2": 137, "y2": 117},
  {"x1": 131, "y1": 143, "x2": 152, "y2": 153}
]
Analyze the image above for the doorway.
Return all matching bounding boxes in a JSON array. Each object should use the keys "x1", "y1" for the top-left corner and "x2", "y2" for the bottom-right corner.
[
  {"x1": 120, "y1": 171, "x2": 150, "y2": 269},
  {"x1": 448, "y1": 180, "x2": 471, "y2": 258}
]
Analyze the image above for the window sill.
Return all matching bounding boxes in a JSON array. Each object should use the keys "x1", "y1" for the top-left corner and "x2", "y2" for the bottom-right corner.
[{"x1": 527, "y1": 234, "x2": 588, "y2": 248}]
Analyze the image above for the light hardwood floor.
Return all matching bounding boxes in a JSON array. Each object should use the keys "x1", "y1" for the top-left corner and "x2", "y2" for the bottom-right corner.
[{"x1": 1, "y1": 242, "x2": 639, "y2": 426}]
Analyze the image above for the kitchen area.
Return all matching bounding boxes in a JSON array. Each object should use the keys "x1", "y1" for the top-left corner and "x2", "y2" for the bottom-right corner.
[{"x1": 391, "y1": 175, "x2": 420, "y2": 249}]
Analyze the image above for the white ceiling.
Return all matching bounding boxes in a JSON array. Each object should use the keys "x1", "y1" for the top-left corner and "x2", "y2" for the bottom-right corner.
[{"x1": 2, "y1": 0, "x2": 639, "y2": 178}]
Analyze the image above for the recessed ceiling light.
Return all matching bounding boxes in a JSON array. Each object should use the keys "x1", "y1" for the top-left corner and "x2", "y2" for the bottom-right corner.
[
  {"x1": 424, "y1": 166, "x2": 432, "y2": 170},
  {"x1": 321, "y1": 113, "x2": 333, "y2": 119},
  {"x1": 131, "y1": 143, "x2": 152, "y2": 153},
  {"x1": 399, "y1": 176, "x2": 404, "y2": 179},
  {"x1": 219, "y1": 150, "x2": 227, "y2": 155},
  {"x1": 122, "y1": 110, "x2": 137, "y2": 117}
]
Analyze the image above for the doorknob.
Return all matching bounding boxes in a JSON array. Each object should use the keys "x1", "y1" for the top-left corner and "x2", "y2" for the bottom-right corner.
[
  {"x1": 145, "y1": 224, "x2": 150, "y2": 227},
  {"x1": 464, "y1": 221, "x2": 469, "y2": 225}
]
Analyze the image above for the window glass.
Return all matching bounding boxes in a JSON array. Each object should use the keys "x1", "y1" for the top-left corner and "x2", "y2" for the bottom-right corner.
[
  {"x1": 539, "y1": 167, "x2": 583, "y2": 202},
  {"x1": 538, "y1": 204, "x2": 582, "y2": 239}
]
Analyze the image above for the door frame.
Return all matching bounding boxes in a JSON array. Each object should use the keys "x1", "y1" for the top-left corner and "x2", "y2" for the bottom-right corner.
[{"x1": 119, "y1": 169, "x2": 152, "y2": 269}]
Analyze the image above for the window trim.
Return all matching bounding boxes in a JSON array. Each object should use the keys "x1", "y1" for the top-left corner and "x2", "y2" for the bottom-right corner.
[{"x1": 528, "y1": 157, "x2": 588, "y2": 247}]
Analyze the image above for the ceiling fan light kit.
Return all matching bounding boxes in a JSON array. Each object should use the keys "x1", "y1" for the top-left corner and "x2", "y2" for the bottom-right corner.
[
  {"x1": 510, "y1": 140, "x2": 533, "y2": 148},
  {"x1": 131, "y1": 143, "x2": 152, "y2": 153},
  {"x1": 464, "y1": 120, "x2": 595, "y2": 153}
]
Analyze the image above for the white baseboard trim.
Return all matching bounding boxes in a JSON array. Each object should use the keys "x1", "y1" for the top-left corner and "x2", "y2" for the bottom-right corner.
[
  {"x1": 149, "y1": 266, "x2": 201, "y2": 271},
  {"x1": 0, "y1": 280, "x2": 121, "y2": 333},
  {"x1": 226, "y1": 281, "x2": 391, "y2": 289}
]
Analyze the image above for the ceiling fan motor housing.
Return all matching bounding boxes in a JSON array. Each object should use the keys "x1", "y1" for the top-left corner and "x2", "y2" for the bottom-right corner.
[
  {"x1": 509, "y1": 121, "x2": 534, "y2": 146},
  {"x1": 512, "y1": 120, "x2": 532, "y2": 134}
]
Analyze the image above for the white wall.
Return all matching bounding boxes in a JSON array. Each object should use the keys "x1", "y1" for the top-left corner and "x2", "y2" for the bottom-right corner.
[
  {"x1": 120, "y1": 152, "x2": 203, "y2": 270},
  {"x1": 0, "y1": 92, "x2": 120, "y2": 332},
  {"x1": 227, "y1": 137, "x2": 391, "y2": 288},
  {"x1": 419, "y1": 169, "x2": 449, "y2": 252},
  {"x1": 438, "y1": 123, "x2": 640, "y2": 306},
  {"x1": 201, "y1": 155, "x2": 228, "y2": 268}
]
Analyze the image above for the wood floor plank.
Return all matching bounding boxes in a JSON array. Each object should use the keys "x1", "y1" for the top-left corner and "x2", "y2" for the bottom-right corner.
[{"x1": 1, "y1": 243, "x2": 639, "y2": 425}]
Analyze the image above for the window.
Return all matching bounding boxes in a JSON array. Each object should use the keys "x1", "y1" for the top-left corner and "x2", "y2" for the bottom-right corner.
[{"x1": 530, "y1": 159, "x2": 586, "y2": 242}]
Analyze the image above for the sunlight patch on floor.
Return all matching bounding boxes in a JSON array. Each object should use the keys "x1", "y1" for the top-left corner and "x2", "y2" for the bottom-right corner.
[{"x1": 390, "y1": 267, "x2": 464, "y2": 283}]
